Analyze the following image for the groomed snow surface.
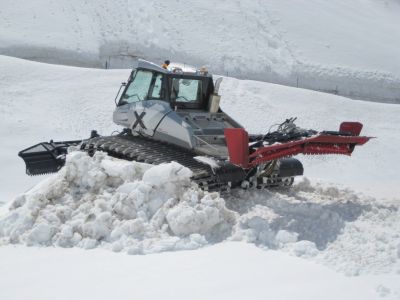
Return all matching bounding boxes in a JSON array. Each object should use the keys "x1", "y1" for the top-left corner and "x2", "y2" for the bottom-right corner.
[{"x1": 1, "y1": 56, "x2": 400, "y2": 299}]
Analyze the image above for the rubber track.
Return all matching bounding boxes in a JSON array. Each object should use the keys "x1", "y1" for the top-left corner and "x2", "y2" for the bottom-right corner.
[
  {"x1": 80, "y1": 134, "x2": 295, "y2": 192},
  {"x1": 80, "y1": 134, "x2": 229, "y2": 192}
]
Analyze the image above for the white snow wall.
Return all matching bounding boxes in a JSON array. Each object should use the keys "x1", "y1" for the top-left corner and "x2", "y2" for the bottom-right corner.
[{"x1": 1, "y1": 0, "x2": 400, "y2": 103}]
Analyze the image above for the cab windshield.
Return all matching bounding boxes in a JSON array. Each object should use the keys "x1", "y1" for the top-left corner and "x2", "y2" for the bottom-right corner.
[{"x1": 118, "y1": 69, "x2": 164, "y2": 105}]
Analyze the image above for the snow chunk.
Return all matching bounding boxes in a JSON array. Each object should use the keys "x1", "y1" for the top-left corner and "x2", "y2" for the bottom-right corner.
[
  {"x1": 194, "y1": 156, "x2": 220, "y2": 169},
  {"x1": 275, "y1": 230, "x2": 298, "y2": 245},
  {"x1": 292, "y1": 241, "x2": 319, "y2": 258},
  {"x1": 142, "y1": 162, "x2": 192, "y2": 185},
  {"x1": 27, "y1": 223, "x2": 55, "y2": 245},
  {"x1": 166, "y1": 194, "x2": 226, "y2": 236}
]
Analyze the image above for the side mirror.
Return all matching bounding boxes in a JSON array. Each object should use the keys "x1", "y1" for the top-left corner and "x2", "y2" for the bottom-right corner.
[{"x1": 114, "y1": 82, "x2": 127, "y2": 106}]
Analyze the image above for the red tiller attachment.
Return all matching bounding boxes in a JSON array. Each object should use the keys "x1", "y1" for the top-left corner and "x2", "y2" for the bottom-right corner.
[
  {"x1": 224, "y1": 122, "x2": 372, "y2": 169},
  {"x1": 224, "y1": 128, "x2": 250, "y2": 168}
]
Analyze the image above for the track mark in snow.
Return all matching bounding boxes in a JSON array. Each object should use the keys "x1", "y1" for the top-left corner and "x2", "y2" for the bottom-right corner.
[
  {"x1": 227, "y1": 181, "x2": 367, "y2": 251},
  {"x1": 376, "y1": 285, "x2": 391, "y2": 298}
]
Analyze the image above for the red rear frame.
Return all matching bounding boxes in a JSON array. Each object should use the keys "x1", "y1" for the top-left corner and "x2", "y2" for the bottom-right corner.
[{"x1": 224, "y1": 122, "x2": 371, "y2": 169}]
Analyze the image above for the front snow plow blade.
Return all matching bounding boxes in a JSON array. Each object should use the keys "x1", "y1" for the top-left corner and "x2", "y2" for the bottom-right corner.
[
  {"x1": 225, "y1": 121, "x2": 372, "y2": 169},
  {"x1": 18, "y1": 140, "x2": 81, "y2": 175}
]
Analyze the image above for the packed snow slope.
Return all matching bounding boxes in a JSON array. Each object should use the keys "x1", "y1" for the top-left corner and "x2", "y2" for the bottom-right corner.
[
  {"x1": 0, "y1": 243, "x2": 398, "y2": 300},
  {"x1": 1, "y1": 0, "x2": 400, "y2": 102},
  {"x1": 1, "y1": 56, "x2": 400, "y2": 299}
]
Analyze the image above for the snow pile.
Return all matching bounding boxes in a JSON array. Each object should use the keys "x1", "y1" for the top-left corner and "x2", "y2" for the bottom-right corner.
[
  {"x1": 0, "y1": 152, "x2": 235, "y2": 254},
  {"x1": 319, "y1": 202, "x2": 400, "y2": 276},
  {"x1": 1, "y1": 152, "x2": 399, "y2": 275},
  {"x1": 227, "y1": 180, "x2": 400, "y2": 275}
]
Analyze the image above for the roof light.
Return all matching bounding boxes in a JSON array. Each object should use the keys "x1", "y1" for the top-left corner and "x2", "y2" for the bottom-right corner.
[
  {"x1": 197, "y1": 66, "x2": 208, "y2": 75},
  {"x1": 171, "y1": 67, "x2": 184, "y2": 74}
]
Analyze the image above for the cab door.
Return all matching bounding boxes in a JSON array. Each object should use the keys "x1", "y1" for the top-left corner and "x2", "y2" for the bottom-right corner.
[
  {"x1": 141, "y1": 72, "x2": 172, "y2": 136},
  {"x1": 113, "y1": 69, "x2": 171, "y2": 136}
]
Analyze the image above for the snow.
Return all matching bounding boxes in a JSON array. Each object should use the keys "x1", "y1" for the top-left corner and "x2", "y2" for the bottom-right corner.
[
  {"x1": 0, "y1": 55, "x2": 126, "y2": 201},
  {"x1": 220, "y1": 77, "x2": 400, "y2": 199},
  {"x1": 194, "y1": 156, "x2": 220, "y2": 169},
  {"x1": 0, "y1": 152, "x2": 232, "y2": 253},
  {"x1": 1, "y1": 55, "x2": 399, "y2": 201},
  {"x1": 1, "y1": 133, "x2": 400, "y2": 275},
  {"x1": 1, "y1": 242, "x2": 398, "y2": 300},
  {"x1": 1, "y1": 55, "x2": 400, "y2": 299},
  {"x1": 1, "y1": 0, "x2": 400, "y2": 102}
]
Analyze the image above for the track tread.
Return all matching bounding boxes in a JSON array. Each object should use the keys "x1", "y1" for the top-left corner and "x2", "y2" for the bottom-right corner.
[
  {"x1": 79, "y1": 133, "x2": 294, "y2": 192},
  {"x1": 82, "y1": 134, "x2": 230, "y2": 192}
]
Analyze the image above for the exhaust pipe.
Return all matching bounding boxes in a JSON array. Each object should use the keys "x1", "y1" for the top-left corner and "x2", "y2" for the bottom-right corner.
[{"x1": 208, "y1": 77, "x2": 223, "y2": 113}]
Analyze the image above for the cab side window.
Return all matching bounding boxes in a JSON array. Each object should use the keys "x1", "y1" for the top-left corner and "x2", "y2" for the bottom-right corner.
[{"x1": 170, "y1": 78, "x2": 202, "y2": 103}]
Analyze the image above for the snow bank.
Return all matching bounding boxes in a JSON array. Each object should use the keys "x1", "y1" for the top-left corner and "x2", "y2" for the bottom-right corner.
[
  {"x1": 1, "y1": 0, "x2": 400, "y2": 102},
  {"x1": 1, "y1": 152, "x2": 399, "y2": 275}
]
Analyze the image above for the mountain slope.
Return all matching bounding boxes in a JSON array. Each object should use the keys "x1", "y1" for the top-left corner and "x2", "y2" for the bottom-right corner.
[{"x1": 1, "y1": 0, "x2": 400, "y2": 102}]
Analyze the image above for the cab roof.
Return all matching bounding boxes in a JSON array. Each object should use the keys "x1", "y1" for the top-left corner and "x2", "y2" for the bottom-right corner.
[{"x1": 135, "y1": 59, "x2": 212, "y2": 77}]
